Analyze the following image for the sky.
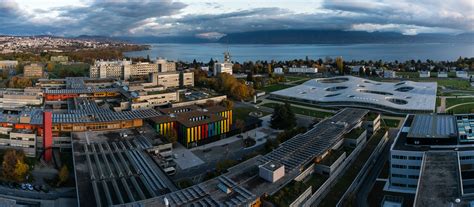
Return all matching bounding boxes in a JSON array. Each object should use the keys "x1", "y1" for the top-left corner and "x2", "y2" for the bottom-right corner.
[{"x1": 1, "y1": 0, "x2": 473, "y2": 38}]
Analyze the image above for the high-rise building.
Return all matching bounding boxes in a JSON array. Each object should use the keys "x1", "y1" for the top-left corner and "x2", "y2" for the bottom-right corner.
[
  {"x1": 155, "y1": 58, "x2": 176, "y2": 72},
  {"x1": 213, "y1": 51, "x2": 233, "y2": 76}
]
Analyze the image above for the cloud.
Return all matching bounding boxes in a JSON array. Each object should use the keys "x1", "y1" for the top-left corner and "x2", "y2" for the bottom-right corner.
[{"x1": 0, "y1": 0, "x2": 473, "y2": 36}]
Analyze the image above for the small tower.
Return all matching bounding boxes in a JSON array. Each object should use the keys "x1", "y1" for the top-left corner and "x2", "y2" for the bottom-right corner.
[{"x1": 224, "y1": 51, "x2": 231, "y2": 63}]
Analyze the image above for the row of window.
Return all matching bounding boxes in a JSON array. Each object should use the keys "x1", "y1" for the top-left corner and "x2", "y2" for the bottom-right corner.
[
  {"x1": 392, "y1": 183, "x2": 417, "y2": 188},
  {"x1": 392, "y1": 174, "x2": 419, "y2": 179},
  {"x1": 392, "y1": 155, "x2": 422, "y2": 160},
  {"x1": 392, "y1": 164, "x2": 421, "y2": 170},
  {"x1": 460, "y1": 156, "x2": 474, "y2": 160}
]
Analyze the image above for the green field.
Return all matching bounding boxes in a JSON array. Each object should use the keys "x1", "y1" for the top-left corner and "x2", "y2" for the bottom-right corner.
[
  {"x1": 261, "y1": 84, "x2": 294, "y2": 92},
  {"x1": 447, "y1": 103, "x2": 474, "y2": 114},
  {"x1": 436, "y1": 79, "x2": 472, "y2": 90},
  {"x1": 233, "y1": 106, "x2": 269, "y2": 121},
  {"x1": 396, "y1": 72, "x2": 419, "y2": 78},
  {"x1": 48, "y1": 63, "x2": 89, "y2": 78},
  {"x1": 446, "y1": 97, "x2": 474, "y2": 108},
  {"x1": 262, "y1": 102, "x2": 334, "y2": 118},
  {"x1": 285, "y1": 76, "x2": 308, "y2": 82}
]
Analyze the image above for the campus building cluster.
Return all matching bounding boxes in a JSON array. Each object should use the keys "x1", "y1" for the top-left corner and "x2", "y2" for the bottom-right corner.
[{"x1": 90, "y1": 58, "x2": 176, "y2": 80}]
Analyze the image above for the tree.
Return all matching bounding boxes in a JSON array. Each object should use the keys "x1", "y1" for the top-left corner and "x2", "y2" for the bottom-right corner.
[
  {"x1": 336, "y1": 56, "x2": 344, "y2": 75},
  {"x1": 2, "y1": 149, "x2": 29, "y2": 182},
  {"x1": 235, "y1": 119, "x2": 246, "y2": 134},
  {"x1": 57, "y1": 165, "x2": 69, "y2": 187},
  {"x1": 221, "y1": 99, "x2": 234, "y2": 110},
  {"x1": 267, "y1": 63, "x2": 272, "y2": 75},
  {"x1": 270, "y1": 103, "x2": 296, "y2": 129}
]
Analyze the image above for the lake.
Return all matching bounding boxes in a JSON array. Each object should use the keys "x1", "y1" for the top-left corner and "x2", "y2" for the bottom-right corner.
[{"x1": 124, "y1": 43, "x2": 474, "y2": 62}]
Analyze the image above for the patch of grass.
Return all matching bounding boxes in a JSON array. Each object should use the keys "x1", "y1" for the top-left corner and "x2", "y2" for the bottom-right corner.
[
  {"x1": 382, "y1": 119, "x2": 401, "y2": 128},
  {"x1": 285, "y1": 76, "x2": 307, "y2": 82},
  {"x1": 446, "y1": 98, "x2": 474, "y2": 108},
  {"x1": 447, "y1": 103, "x2": 474, "y2": 114},
  {"x1": 262, "y1": 84, "x2": 294, "y2": 92},
  {"x1": 233, "y1": 106, "x2": 269, "y2": 122},
  {"x1": 262, "y1": 103, "x2": 334, "y2": 118},
  {"x1": 436, "y1": 79, "x2": 472, "y2": 90}
]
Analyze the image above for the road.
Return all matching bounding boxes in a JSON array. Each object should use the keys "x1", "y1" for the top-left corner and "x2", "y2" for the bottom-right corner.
[{"x1": 354, "y1": 128, "x2": 398, "y2": 207}]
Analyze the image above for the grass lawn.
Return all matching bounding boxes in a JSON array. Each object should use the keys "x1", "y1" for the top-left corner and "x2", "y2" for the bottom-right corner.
[
  {"x1": 446, "y1": 97, "x2": 474, "y2": 108},
  {"x1": 447, "y1": 103, "x2": 474, "y2": 114},
  {"x1": 285, "y1": 76, "x2": 308, "y2": 82},
  {"x1": 318, "y1": 129, "x2": 386, "y2": 206},
  {"x1": 48, "y1": 63, "x2": 89, "y2": 78},
  {"x1": 382, "y1": 119, "x2": 401, "y2": 128},
  {"x1": 233, "y1": 106, "x2": 269, "y2": 122},
  {"x1": 262, "y1": 84, "x2": 294, "y2": 93},
  {"x1": 436, "y1": 79, "x2": 472, "y2": 90},
  {"x1": 262, "y1": 102, "x2": 334, "y2": 118}
]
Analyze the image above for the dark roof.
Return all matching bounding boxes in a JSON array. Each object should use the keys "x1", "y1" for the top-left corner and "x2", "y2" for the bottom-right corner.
[{"x1": 408, "y1": 114, "x2": 457, "y2": 139}]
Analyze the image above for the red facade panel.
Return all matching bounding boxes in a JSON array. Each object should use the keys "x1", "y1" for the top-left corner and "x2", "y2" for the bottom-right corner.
[{"x1": 43, "y1": 111, "x2": 53, "y2": 162}]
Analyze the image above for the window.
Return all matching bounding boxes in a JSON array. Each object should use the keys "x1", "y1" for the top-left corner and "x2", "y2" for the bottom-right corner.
[
  {"x1": 408, "y1": 184, "x2": 417, "y2": 188},
  {"x1": 460, "y1": 156, "x2": 474, "y2": 160},
  {"x1": 408, "y1": 156, "x2": 422, "y2": 160},
  {"x1": 408, "y1": 165, "x2": 421, "y2": 170},
  {"x1": 392, "y1": 155, "x2": 407, "y2": 160},
  {"x1": 408, "y1": 175, "x2": 419, "y2": 179},
  {"x1": 392, "y1": 183, "x2": 407, "y2": 187},
  {"x1": 392, "y1": 164, "x2": 407, "y2": 169},
  {"x1": 392, "y1": 174, "x2": 406, "y2": 178}
]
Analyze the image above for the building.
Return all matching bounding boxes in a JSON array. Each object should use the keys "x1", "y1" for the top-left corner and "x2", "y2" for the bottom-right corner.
[
  {"x1": 456, "y1": 70, "x2": 469, "y2": 79},
  {"x1": 50, "y1": 55, "x2": 68, "y2": 63},
  {"x1": 438, "y1": 71, "x2": 448, "y2": 78},
  {"x1": 150, "y1": 71, "x2": 194, "y2": 88},
  {"x1": 23, "y1": 63, "x2": 44, "y2": 78},
  {"x1": 89, "y1": 59, "x2": 131, "y2": 79},
  {"x1": 419, "y1": 71, "x2": 430, "y2": 78},
  {"x1": 288, "y1": 66, "x2": 318, "y2": 74},
  {"x1": 0, "y1": 88, "x2": 43, "y2": 108},
  {"x1": 387, "y1": 113, "x2": 474, "y2": 199},
  {"x1": 151, "y1": 105, "x2": 233, "y2": 148},
  {"x1": 274, "y1": 67, "x2": 284, "y2": 74},
  {"x1": 214, "y1": 52, "x2": 233, "y2": 76},
  {"x1": 0, "y1": 60, "x2": 18, "y2": 75},
  {"x1": 270, "y1": 76, "x2": 437, "y2": 114},
  {"x1": 124, "y1": 62, "x2": 159, "y2": 80},
  {"x1": 155, "y1": 58, "x2": 176, "y2": 72},
  {"x1": 259, "y1": 162, "x2": 285, "y2": 183},
  {"x1": 383, "y1": 70, "x2": 396, "y2": 78},
  {"x1": 129, "y1": 90, "x2": 179, "y2": 110}
]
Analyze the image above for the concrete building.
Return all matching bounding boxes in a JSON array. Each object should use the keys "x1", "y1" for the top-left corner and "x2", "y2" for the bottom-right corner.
[
  {"x1": 89, "y1": 59, "x2": 131, "y2": 79},
  {"x1": 155, "y1": 58, "x2": 176, "y2": 72},
  {"x1": 130, "y1": 90, "x2": 179, "y2": 110},
  {"x1": 214, "y1": 52, "x2": 233, "y2": 76},
  {"x1": 456, "y1": 70, "x2": 469, "y2": 79},
  {"x1": 387, "y1": 113, "x2": 474, "y2": 201},
  {"x1": 0, "y1": 60, "x2": 17, "y2": 75},
  {"x1": 419, "y1": 71, "x2": 430, "y2": 78},
  {"x1": 150, "y1": 71, "x2": 194, "y2": 88},
  {"x1": 438, "y1": 71, "x2": 448, "y2": 78},
  {"x1": 0, "y1": 88, "x2": 43, "y2": 108},
  {"x1": 289, "y1": 66, "x2": 318, "y2": 74},
  {"x1": 270, "y1": 76, "x2": 437, "y2": 114},
  {"x1": 383, "y1": 70, "x2": 396, "y2": 78},
  {"x1": 124, "y1": 62, "x2": 159, "y2": 80},
  {"x1": 23, "y1": 63, "x2": 44, "y2": 78},
  {"x1": 274, "y1": 67, "x2": 284, "y2": 74}
]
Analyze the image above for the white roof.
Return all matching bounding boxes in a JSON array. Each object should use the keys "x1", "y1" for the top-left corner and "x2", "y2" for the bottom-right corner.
[{"x1": 271, "y1": 76, "x2": 437, "y2": 113}]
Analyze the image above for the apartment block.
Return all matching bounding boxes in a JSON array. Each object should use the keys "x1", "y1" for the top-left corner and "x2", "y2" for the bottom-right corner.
[{"x1": 23, "y1": 63, "x2": 44, "y2": 78}]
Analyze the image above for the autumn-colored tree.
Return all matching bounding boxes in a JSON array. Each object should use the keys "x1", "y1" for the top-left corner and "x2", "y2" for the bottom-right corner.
[
  {"x1": 47, "y1": 62, "x2": 55, "y2": 72},
  {"x1": 57, "y1": 165, "x2": 69, "y2": 187},
  {"x1": 336, "y1": 56, "x2": 344, "y2": 75},
  {"x1": 2, "y1": 149, "x2": 29, "y2": 182},
  {"x1": 221, "y1": 99, "x2": 234, "y2": 110}
]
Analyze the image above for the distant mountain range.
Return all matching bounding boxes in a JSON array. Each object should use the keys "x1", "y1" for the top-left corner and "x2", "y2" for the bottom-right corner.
[{"x1": 117, "y1": 30, "x2": 474, "y2": 44}]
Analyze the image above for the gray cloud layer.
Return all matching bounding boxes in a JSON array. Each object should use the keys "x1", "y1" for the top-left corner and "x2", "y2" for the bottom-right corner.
[{"x1": 1, "y1": 0, "x2": 473, "y2": 36}]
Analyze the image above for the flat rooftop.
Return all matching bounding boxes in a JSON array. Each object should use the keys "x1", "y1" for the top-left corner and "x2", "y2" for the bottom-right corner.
[
  {"x1": 407, "y1": 114, "x2": 457, "y2": 139},
  {"x1": 415, "y1": 151, "x2": 464, "y2": 207}
]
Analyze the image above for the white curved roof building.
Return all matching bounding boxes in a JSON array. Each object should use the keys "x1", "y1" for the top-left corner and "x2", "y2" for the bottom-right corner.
[{"x1": 270, "y1": 76, "x2": 437, "y2": 114}]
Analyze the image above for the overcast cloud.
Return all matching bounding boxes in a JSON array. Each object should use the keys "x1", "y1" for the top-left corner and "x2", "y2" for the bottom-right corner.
[{"x1": 1, "y1": 0, "x2": 473, "y2": 37}]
